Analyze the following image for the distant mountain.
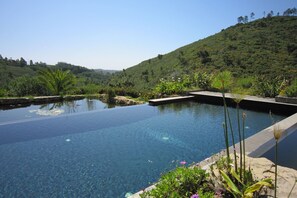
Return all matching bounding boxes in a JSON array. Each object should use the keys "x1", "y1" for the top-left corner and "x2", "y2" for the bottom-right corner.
[
  {"x1": 94, "y1": 69, "x2": 119, "y2": 74},
  {"x1": 110, "y1": 16, "x2": 297, "y2": 90}
]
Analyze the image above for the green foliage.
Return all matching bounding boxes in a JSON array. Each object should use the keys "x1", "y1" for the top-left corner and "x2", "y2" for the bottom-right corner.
[
  {"x1": 7, "y1": 76, "x2": 47, "y2": 97},
  {"x1": 106, "y1": 89, "x2": 116, "y2": 104},
  {"x1": 38, "y1": 68, "x2": 76, "y2": 95},
  {"x1": 78, "y1": 84, "x2": 101, "y2": 95},
  {"x1": 253, "y1": 76, "x2": 287, "y2": 97},
  {"x1": 193, "y1": 72, "x2": 212, "y2": 90},
  {"x1": 212, "y1": 71, "x2": 233, "y2": 92},
  {"x1": 0, "y1": 57, "x2": 114, "y2": 96},
  {"x1": 284, "y1": 79, "x2": 297, "y2": 97},
  {"x1": 236, "y1": 77, "x2": 254, "y2": 89},
  {"x1": 220, "y1": 169, "x2": 273, "y2": 198},
  {"x1": 141, "y1": 166, "x2": 214, "y2": 198},
  {"x1": 0, "y1": 88, "x2": 8, "y2": 97},
  {"x1": 154, "y1": 79, "x2": 186, "y2": 95}
]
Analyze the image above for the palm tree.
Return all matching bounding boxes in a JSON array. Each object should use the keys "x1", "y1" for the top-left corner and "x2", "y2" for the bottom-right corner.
[{"x1": 38, "y1": 68, "x2": 76, "y2": 95}]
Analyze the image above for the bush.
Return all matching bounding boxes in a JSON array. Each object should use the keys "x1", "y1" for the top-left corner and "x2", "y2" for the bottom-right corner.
[
  {"x1": 155, "y1": 79, "x2": 186, "y2": 95},
  {"x1": 7, "y1": 76, "x2": 47, "y2": 97},
  {"x1": 193, "y1": 72, "x2": 212, "y2": 90},
  {"x1": 106, "y1": 89, "x2": 116, "y2": 104},
  {"x1": 237, "y1": 77, "x2": 254, "y2": 89},
  {"x1": 113, "y1": 87, "x2": 140, "y2": 98},
  {"x1": 141, "y1": 166, "x2": 214, "y2": 198},
  {"x1": 253, "y1": 76, "x2": 287, "y2": 97},
  {"x1": 79, "y1": 84, "x2": 101, "y2": 94},
  {"x1": 0, "y1": 88, "x2": 8, "y2": 97},
  {"x1": 284, "y1": 79, "x2": 297, "y2": 97}
]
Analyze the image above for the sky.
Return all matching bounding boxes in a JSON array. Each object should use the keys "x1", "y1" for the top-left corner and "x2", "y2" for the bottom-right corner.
[{"x1": 0, "y1": 0, "x2": 296, "y2": 70}]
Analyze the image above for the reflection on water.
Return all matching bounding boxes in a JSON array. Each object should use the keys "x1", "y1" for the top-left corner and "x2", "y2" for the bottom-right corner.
[
  {"x1": 0, "y1": 98, "x2": 120, "y2": 123},
  {"x1": 157, "y1": 102, "x2": 222, "y2": 119},
  {"x1": 29, "y1": 109, "x2": 65, "y2": 116}
]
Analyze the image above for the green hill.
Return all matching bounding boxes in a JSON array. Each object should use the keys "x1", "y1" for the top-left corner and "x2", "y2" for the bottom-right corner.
[
  {"x1": 111, "y1": 16, "x2": 297, "y2": 91},
  {"x1": 0, "y1": 60, "x2": 114, "y2": 86}
]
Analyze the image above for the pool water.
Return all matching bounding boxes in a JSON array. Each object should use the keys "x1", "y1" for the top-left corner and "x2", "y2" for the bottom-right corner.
[
  {"x1": 262, "y1": 130, "x2": 297, "y2": 170},
  {"x1": 0, "y1": 98, "x2": 119, "y2": 124},
  {"x1": 0, "y1": 102, "x2": 285, "y2": 197}
]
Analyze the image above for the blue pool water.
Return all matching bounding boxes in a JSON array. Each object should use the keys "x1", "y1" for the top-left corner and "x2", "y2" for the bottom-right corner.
[
  {"x1": 0, "y1": 102, "x2": 285, "y2": 197},
  {"x1": 0, "y1": 98, "x2": 119, "y2": 124}
]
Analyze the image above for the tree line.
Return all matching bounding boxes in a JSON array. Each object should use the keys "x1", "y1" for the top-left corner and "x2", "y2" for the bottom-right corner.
[
  {"x1": 0, "y1": 54, "x2": 46, "y2": 67},
  {"x1": 237, "y1": 7, "x2": 297, "y2": 24}
]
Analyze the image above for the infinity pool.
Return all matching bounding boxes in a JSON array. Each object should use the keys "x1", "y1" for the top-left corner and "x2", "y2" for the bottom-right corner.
[
  {"x1": 0, "y1": 102, "x2": 285, "y2": 197},
  {"x1": 0, "y1": 98, "x2": 119, "y2": 124}
]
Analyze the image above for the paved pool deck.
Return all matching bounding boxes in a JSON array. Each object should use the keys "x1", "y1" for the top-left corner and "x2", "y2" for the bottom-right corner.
[{"x1": 189, "y1": 91, "x2": 297, "y2": 115}]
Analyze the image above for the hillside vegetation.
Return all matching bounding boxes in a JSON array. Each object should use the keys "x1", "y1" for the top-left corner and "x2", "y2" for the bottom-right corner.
[
  {"x1": 1, "y1": 16, "x2": 296, "y2": 99},
  {"x1": 110, "y1": 16, "x2": 297, "y2": 92},
  {"x1": 0, "y1": 59, "x2": 117, "y2": 96}
]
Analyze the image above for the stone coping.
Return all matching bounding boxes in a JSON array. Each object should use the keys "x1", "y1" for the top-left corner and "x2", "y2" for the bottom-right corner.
[
  {"x1": 189, "y1": 91, "x2": 297, "y2": 115},
  {"x1": 148, "y1": 96, "x2": 195, "y2": 105},
  {"x1": 189, "y1": 91, "x2": 297, "y2": 106}
]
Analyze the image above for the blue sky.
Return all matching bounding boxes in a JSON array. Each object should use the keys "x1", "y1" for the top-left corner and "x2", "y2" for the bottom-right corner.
[{"x1": 0, "y1": 0, "x2": 296, "y2": 70}]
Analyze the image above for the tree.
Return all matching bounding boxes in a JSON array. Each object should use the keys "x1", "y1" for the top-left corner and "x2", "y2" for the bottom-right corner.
[
  {"x1": 30, "y1": 60, "x2": 34, "y2": 66},
  {"x1": 283, "y1": 8, "x2": 297, "y2": 16},
  {"x1": 267, "y1": 10, "x2": 274, "y2": 18},
  {"x1": 243, "y1": 16, "x2": 249, "y2": 23},
  {"x1": 38, "y1": 68, "x2": 76, "y2": 95},
  {"x1": 7, "y1": 76, "x2": 46, "y2": 96},
  {"x1": 197, "y1": 50, "x2": 211, "y2": 65},
  {"x1": 293, "y1": 7, "x2": 297, "y2": 16},
  {"x1": 237, "y1": 16, "x2": 244, "y2": 24},
  {"x1": 250, "y1": 12, "x2": 255, "y2": 20},
  {"x1": 20, "y1": 57, "x2": 27, "y2": 67}
]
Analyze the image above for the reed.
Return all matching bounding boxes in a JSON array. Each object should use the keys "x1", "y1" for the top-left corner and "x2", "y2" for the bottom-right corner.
[{"x1": 273, "y1": 124, "x2": 283, "y2": 198}]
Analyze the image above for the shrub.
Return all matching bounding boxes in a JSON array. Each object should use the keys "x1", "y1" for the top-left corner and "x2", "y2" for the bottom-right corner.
[
  {"x1": 0, "y1": 88, "x2": 8, "y2": 97},
  {"x1": 155, "y1": 79, "x2": 186, "y2": 95},
  {"x1": 141, "y1": 166, "x2": 214, "y2": 198},
  {"x1": 284, "y1": 79, "x2": 297, "y2": 97},
  {"x1": 106, "y1": 89, "x2": 116, "y2": 104},
  {"x1": 193, "y1": 72, "x2": 212, "y2": 90},
  {"x1": 79, "y1": 84, "x2": 101, "y2": 94},
  {"x1": 237, "y1": 77, "x2": 254, "y2": 89},
  {"x1": 253, "y1": 76, "x2": 287, "y2": 97},
  {"x1": 7, "y1": 76, "x2": 47, "y2": 97}
]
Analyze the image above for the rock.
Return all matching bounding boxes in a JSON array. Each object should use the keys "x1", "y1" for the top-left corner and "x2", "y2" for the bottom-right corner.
[
  {"x1": 114, "y1": 96, "x2": 144, "y2": 105},
  {"x1": 246, "y1": 156, "x2": 297, "y2": 197}
]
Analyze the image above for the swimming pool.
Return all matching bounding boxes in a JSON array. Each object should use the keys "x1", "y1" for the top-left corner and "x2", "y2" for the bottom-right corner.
[
  {"x1": 0, "y1": 102, "x2": 285, "y2": 197},
  {"x1": 0, "y1": 98, "x2": 119, "y2": 124}
]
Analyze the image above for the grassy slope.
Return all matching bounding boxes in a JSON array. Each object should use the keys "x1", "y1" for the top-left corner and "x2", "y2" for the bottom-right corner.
[{"x1": 116, "y1": 16, "x2": 297, "y2": 90}]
